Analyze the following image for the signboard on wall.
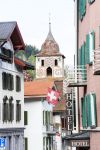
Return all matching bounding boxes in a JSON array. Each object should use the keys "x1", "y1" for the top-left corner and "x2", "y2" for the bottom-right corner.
[
  {"x1": 66, "y1": 93, "x2": 73, "y2": 131},
  {"x1": 0, "y1": 138, "x2": 5, "y2": 149},
  {"x1": 71, "y1": 140, "x2": 90, "y2": 147}
]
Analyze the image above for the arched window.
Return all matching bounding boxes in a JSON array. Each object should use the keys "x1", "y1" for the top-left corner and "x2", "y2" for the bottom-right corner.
[
  {"x1": 3, "y1": 96, "x2": 8, "y2": 122},
  {"x1": 47, "y1": 67, "x2": 52, "y2": 77},
  {"x1": 9, "y1": 96, "x2": 14, "y2": 122},
  {"x1": 55, "y1": 59, "x2": 58, "y2": 66}
]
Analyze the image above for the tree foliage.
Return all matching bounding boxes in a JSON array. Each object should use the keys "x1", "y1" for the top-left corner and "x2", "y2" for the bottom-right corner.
[
  {"x1": 25, "y1": 44, "x2": 39, "y2": 58},
  {"x1": 15, "y1": 44, "x2": 39, "y2": 80}
]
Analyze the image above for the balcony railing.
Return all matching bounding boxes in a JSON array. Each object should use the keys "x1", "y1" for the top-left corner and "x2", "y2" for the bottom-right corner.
[
  {"x1": 63, "y1": 65, "x2": 87, "y2": 93},
  {"x1": 44, "y1": 124, "x2": 56, "y2": 135},
  {"x1": 93, "y1": 49, "x2": 100, "y2": 75}
]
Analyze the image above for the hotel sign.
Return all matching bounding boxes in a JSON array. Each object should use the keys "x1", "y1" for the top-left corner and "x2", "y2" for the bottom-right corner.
[
  {"x1": 71, "y1": 140, "x2": 90, "y2": 147},
  {"x1": 66, "y1": 93, "x2": 73, "y2": 131}
]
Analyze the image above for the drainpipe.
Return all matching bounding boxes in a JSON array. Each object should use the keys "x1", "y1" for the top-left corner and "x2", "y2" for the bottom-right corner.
[{"x1": 74, "y1": 0, "x2": 80, "y2": 133}]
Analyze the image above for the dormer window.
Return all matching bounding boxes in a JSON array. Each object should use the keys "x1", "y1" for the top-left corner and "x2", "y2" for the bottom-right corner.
[
  {"x1": 41, "y1": 60, "x2": 44, "y2": 66},
  {"x1": 55, "y1": 59, "x2": 58, "y2": 66}
]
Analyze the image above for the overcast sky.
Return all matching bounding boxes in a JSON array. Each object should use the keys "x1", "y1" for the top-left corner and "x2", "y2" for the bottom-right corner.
[{"x1": 0, "y1": 0, "x2": 75, "y2": 66}]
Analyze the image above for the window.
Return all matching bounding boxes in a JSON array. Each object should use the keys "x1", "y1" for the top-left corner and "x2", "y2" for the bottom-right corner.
[
  {"x1": 3, "y1": 96, "x2": 8, "y2": 122},
  {"x1": 16, "y1": 75, "x2": 21, "y2": 92},
  {"x1": 61, "y1": 117, "x2": 66, "y2": 130},
  {"x1": 2, "y1": 72, "x2": 14, "y2": 91},
  {"x1": 1, "y1": 47, "x2": 13, "y2": 63},
  {"x1": 8, "y1": 96, "x2": 14, "y2": 122},
  {"x1": 55, "y1": 59, "x2": 58, "y2": 66},
  {"x1": 16, "y1": 100, "x2": 21, "y2": 122},
  {"x1": 81, "y1": 93, "x2": 97, "y2": 128},
  {"x1": 41, "y1": 60, "x2": 44, "y2": 66},
  {"x1": 24, "y1": 138, "x2": 28, "y2": 150},
  {"x1": 43, "y1": 111, "x2": 52, "y2": 126},
  {"x1": 24, "y1": 111, "x2": 28, "y2": 125}
]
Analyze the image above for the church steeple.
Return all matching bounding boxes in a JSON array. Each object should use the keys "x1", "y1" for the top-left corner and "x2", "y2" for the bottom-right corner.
[
  {"x1": 46, "y1": 18, "x2": 55, "y2": 42},
  {"x1": 36, "y1": 20, "x2": 65, "y2": 58},
  {"x1": 36, "y1": 21, "x2": 65, "y2": 79}
]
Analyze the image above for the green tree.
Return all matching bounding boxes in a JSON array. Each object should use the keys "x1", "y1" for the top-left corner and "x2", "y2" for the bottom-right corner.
[
  {"x1": 15, "y1": 50, "x2": 27, "y2": 61},
  {"x1": 25, "y1": 44, "x2": 39, "y2": 58}
]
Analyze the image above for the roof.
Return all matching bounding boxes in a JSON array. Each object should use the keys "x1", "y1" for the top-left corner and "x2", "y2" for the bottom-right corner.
[
  {"x1": 14, "y1": 56, "x2": 35, "y2": 70},
  {"x1": 53, "y1": 80, "x2": 66, "y2": 112},
  {"x1": 0, "y1": 21, "x2": 25, "y2": 50},
  {"x1": 63, "y1": 131, "x2": 90, "y2": 140},
  {"x1": 36, "y1": 23, "x2": 65, "y2": 58},
  {"x1": 24, "y1": 79, "x2": 54, "y2": 97}
]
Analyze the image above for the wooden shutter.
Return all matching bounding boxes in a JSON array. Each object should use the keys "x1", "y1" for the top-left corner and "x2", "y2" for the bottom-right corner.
[
  {"x1": 86, "y1": 34, "x2": 90, "y2": 64},
  {"x1": 87, "y1": 94, "x2": 91, "y2": 127},
  {"x1": 45, "y1": 111, "x2": 48, "y2": 125},
  {"x1": 90, "y1": 93, "x2": 97, "y2": 127},
  {"x1": 88, "y1": 0, "x2": 95, "y2": 4},
  {"x1": 50, "y1": 111, "x2": 53, "y2": 125},
  {"x1": 16, "y1": 76, "x2": 21, "y2": 92},
  {"x1": 18, "y1": 104, "x2": 21, "y2": 121},
  {"x1": 10, "y1": 103, "x2": 14, "y2": 121},
  {"x1": 25, "y1": 138, "x2": 28, "y2": 150},
  {"x1": 82, "y1": 0, "x2": 86, "y2": 16},
  {"x1": 3, "y1": 102, "x2": 8, "y2": 122},
  {"x1": 81, "y1": 97, "x2": 87, "y2": 128},
  {"x1": 24, "y1": 111, "x2": 28, "y2": 125},
  {"x1": 90, "y1": 32, "x2": 95, "y2": 63},
  {"x1": 16, "y1": 103, "x2": 21, "y2": 121},
  {"x1": 8, "y1": 74, "x2": 11, "y2": 90},
  {"x1": 2, "y1": 72, "x2": 7, "y2": 90}
]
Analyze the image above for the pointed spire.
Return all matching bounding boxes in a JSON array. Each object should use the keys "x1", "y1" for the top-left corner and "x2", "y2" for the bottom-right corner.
[
  {"x1": 46, "y1": 13, "x2": 55, "y2": 41},
  {"x1": 49, "y1": 13, "x2": 51, "y2": 33}
]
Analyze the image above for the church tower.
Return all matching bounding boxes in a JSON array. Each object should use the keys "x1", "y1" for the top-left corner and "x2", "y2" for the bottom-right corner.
[{"x1": 36, "y1": 22, "x2": 65, "y2": 79}]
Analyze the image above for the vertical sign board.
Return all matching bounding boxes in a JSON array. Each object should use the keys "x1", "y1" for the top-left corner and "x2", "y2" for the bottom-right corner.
[
  {"x1": 66, "y1": 93, "x2": 73, "y2": 131},
  {"x1": 0, "y1": 138, "x2": 5, "y2": 149}
]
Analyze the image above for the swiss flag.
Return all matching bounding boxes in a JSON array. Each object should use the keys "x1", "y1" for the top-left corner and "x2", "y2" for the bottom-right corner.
[{"x1": 46, "y1": 88, "x2": 60, "y2": 105}]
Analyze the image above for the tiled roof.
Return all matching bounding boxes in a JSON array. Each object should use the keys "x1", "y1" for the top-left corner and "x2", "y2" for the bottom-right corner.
[
  {"x1": 0, "y1": 21, "x2": 16, "y2": 40},
  {"x1": 36, "y1": 23, "x2": 65, "y2": 58},
  {"x1": 0, "y1": 21, "x2": 25, "y2": 50},
  {"x1": 24, "y1": 79, "x2": 54, "y2": 97},
  {"x1": 14, "y1": 56, "x2": 35, "y2": 70}
]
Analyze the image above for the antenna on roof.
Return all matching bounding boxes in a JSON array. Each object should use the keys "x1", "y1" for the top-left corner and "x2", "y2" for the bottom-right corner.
[{"x1": 49, "y1": 12, "x2": 51, "y2": 33}]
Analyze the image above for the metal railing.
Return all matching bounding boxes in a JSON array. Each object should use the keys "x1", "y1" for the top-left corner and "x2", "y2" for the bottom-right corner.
[{"x1": 63, "y1": 65, "x2": 87, "y2": 94}]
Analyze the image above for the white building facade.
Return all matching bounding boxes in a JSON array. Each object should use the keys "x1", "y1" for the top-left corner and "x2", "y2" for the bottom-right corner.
[
  {"x1": 0, "y1": 22, "x2": 25, "y2": 150},
  {"x1": 24, "y1": 97, "x2": 56, "y2": 150}
]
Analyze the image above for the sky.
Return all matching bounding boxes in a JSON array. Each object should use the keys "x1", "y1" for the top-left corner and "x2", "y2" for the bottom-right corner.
[{"x1": 0, "y1": 0, "x2": 75, "y2": 66}]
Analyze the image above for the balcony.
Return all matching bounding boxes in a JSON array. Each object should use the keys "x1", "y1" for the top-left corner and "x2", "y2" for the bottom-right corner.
[
  {"x1": 93, "y1": 49, "x2": 100, "y2": 75},
  {"x1": 43, "y1": 124, "x2": 56, "y2": 135},
  {"x1": 63, "y1": 65, "x2": 87, "y2": 93}
]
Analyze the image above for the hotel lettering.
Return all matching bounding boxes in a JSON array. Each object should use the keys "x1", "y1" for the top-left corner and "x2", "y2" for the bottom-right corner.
[{"x1": 66, "y1": 93, "x2": 73, "y2": 130}]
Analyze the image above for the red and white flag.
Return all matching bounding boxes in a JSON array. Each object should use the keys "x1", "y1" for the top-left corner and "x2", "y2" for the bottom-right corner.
[{"x1": 46, "y1": 88, "x2": 60, "y2": 105}]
